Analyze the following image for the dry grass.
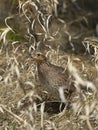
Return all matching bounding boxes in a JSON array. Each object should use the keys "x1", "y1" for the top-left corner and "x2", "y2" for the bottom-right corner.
[{"x1": 0, "y1": 0, "x2": 98, "y2": 130}]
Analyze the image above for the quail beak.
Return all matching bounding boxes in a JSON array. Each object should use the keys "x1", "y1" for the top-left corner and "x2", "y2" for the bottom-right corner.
[{"x1": 31, "y1": 54, "x2": 37, "y2": 61}]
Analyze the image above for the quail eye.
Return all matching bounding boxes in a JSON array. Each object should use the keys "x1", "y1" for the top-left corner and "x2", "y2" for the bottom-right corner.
[{"x1": 37, "y1": 53, "x2": 41, "y2": 56}]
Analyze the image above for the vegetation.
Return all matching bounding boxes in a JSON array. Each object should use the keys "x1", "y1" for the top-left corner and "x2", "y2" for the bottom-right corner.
[{"x1": 0, "y1": 0, "x2": 98, "y2": 130}]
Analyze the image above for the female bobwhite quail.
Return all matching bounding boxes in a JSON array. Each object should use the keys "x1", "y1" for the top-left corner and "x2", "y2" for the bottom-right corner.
[{"x1": 32, "y1": 52, "x2": 75, "y2": 101}]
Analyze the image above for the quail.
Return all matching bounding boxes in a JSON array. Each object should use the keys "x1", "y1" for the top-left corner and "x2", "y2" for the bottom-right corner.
[{"x1": 32, "y1": 52, "x2": 75, "y2": 101}]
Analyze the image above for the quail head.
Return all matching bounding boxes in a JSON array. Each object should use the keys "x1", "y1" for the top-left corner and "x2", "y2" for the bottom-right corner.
[{"x1": 32, "y1": 51, "x2": 75, "y2": 101}]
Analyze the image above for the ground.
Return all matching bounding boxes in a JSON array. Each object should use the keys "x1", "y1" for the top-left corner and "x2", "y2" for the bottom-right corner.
[
  {"x1": 0, "y1": 1, "x2": 98, "y2": 129},
  {"x1": 0, "y1": 43, "x2": 98, "y2": 130}
]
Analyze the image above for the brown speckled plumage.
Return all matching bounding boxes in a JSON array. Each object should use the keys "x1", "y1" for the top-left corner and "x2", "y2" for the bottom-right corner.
[{"x1": 32, "y1": 52, "x2": 75, "y2": 101}]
